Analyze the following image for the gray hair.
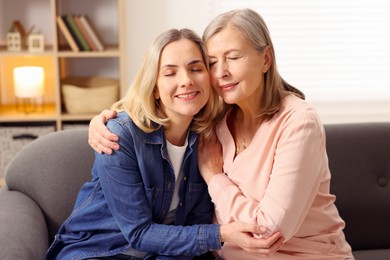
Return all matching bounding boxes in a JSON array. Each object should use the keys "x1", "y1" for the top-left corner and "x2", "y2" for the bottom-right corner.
[{"x1": 203, "y1": 9, "x2": 304, "y2": 118}]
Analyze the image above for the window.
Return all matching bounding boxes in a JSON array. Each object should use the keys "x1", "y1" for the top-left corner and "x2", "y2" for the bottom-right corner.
[{"x1": 205, "y1": 0, "x2": 390, "y2": 123}]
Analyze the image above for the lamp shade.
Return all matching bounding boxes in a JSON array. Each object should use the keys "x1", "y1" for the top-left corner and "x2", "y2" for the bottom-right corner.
[{"x1": 13, "y1": 66, "x2": 45, "y2": 98}]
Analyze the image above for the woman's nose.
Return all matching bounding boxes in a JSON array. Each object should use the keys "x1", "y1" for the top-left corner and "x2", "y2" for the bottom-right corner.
[
  {"x1": 214, "y1": 61, "x2": 229, "y2": 79},
  {"x1": 179, "y1": 71, "x2": 193, "y2": 87}
]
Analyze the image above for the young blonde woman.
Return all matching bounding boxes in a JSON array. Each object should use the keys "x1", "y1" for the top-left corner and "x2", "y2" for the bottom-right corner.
[
  {"x1": 88, "y1": 9, "x2": 354, "y2": 259},
  {"x1": 46, "y1": 28, "x2": 283, "y2": 260}
]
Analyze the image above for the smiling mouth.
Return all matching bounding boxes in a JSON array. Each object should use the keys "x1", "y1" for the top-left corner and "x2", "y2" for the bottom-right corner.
[
  {"x1": 219, "y1": 83, "x2": 238, "y2": 91},
  {"x1": 176, "y1": 91, "x2": 199, "y2": 99}
]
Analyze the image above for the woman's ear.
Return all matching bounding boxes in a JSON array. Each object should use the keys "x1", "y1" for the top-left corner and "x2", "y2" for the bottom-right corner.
[
  {"x1": 262, "y1": 46, "x2": 272, "y2": 73},
  {"x1": 153, "y1": 87, "x2": 160, "y2": 99}
]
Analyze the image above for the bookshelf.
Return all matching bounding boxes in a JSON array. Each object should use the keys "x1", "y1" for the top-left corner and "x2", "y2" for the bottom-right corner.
[
  {"x1": 0, "y1": 0, "x2": 126, "y2": 130},
  {"x1": 0, "y1": 0, "x2": 126, "y2": 181}
]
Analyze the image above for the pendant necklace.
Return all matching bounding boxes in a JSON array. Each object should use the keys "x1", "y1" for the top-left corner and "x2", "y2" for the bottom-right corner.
[{"x1": 235, "y1": 124, "x2": 247, "y2": 155}]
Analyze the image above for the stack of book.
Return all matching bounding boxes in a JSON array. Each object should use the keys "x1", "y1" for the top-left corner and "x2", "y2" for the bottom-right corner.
[{"x1": 56, "y1": 14, "x2": 104, "y2": 52}]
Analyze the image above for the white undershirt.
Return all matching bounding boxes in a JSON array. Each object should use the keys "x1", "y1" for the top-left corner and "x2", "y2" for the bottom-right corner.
[{"x1": 166, "y1": 137, "x2": 188, "y2": 213}]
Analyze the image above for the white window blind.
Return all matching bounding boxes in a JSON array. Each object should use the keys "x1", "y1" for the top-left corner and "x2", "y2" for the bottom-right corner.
[{"x1": 205, "y1": 0, "x2": 390, "y2": 122}]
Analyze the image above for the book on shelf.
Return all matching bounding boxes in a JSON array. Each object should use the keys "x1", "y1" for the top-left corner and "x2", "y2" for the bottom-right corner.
[
  {"x1": 56, "y1": 14, "x2": 105, "y2": 52},
  {"x1": 56, "y1": 16, "x2": 79, "y2": 52},
  {"x1": 65, "y1": 15, "x2": 91, "y2": 51},
  {"x1": 74, "y1": 15, "x2": 98, "y2": 51},
  {"x1": 79, "y1": 15, "x2": 105, "y2": 52},
  {"x1": 61, "y1": 15, "x2": 83, "y2": 51}
]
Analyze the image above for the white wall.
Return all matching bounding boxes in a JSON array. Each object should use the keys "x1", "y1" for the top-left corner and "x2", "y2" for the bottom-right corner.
[
  {"x1": 124, "y1": 1, "x2": 390, "y2": 124},
  {"x1": 124, "y1": 0, "x2": 207, "y2": 89}
]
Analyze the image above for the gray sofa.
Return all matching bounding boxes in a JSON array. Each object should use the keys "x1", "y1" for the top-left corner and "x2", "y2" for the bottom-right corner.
[{"x1": 0, "y1": 124, "x2": 389, "y2": 259}]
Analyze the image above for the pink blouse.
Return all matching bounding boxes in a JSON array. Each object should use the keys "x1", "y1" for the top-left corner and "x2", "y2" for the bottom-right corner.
[{"x1": 209, "y1": 94, "x2": 354, "y2": 259}]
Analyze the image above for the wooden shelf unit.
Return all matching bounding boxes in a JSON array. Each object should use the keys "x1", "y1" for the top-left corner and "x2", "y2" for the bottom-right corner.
[{"x1": 0, "y1": 0, "x2": 126, "y2": 130}]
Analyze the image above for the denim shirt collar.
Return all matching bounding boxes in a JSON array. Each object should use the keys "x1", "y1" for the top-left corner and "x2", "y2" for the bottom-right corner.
[{"x1": 143, "y1": 126, "x2": 198, "y2": 148}]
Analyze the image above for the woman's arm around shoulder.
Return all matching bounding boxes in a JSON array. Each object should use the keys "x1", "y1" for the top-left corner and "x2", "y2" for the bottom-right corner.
[{"x1": 88, "y1": 109, "x2": 120, "y2": 154}]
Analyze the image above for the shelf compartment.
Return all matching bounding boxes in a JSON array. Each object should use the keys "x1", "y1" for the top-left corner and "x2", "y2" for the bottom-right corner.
[
  {"x1": 0, "y1": 104, "x2": 57, "y2": 122},
  {"x1": 0, "y1": 55, "x2": 58, "y2": 113}
]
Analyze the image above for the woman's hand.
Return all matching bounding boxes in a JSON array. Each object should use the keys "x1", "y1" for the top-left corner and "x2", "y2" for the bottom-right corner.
[
  {"x1": 220, "y1": 222, "x2": 284, "y2": 256},
  {"x1": 88, "y1": 110, "x2": 119, "y2": 154},
  {"x1": 198, "y1": 133, "x2": 224, "y2": 184}
]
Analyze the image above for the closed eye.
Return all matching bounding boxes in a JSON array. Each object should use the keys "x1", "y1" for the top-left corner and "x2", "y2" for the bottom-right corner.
[
  {"x1": 209, "y1": 61, "x2": 217, "y2": 67},
  {"x1": 191, "y1": 67, "x2": 203, "y2": 72},
  {"x1": 228, "y1": 56, "x2": 241, "y2": 60}
]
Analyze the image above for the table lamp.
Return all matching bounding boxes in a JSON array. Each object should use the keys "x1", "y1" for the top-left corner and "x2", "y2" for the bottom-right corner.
[{"x1": 13, "y1": 66, "x2": 45, "y2": 113}]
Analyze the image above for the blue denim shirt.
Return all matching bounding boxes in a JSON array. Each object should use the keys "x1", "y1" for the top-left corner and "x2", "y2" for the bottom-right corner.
[{"x1": 46, "y1": 112, "x2": 221, "y2": 260}]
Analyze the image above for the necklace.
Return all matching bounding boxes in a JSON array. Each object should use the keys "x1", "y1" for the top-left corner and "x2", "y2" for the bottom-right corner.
[
  {"x1": 235, "y1": 124, "x2": 247, "y2": 155},
  {"x1": 235, "y1": 139, "x2": 246, "y2": 155}
]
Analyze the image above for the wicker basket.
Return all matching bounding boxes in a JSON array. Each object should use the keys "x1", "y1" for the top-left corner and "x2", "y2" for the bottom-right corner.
[{"x1": 62, "y1": 77, "x2": 119, "y2": 114}]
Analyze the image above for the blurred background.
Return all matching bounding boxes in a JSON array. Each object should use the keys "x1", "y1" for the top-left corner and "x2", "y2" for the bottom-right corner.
[{"x1": 125, "y1": 0, "x2": 390, "y2": 124}]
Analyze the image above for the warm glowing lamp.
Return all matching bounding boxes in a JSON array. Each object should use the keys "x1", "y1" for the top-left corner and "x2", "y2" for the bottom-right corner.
[{"x1": 13, "y1": 66, "x2": 45, "y2": 113}]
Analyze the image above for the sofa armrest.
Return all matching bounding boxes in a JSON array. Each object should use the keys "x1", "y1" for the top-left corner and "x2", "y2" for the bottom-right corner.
[{"x1": 0, "y1": 186, "x2": 49, "y2": 259}]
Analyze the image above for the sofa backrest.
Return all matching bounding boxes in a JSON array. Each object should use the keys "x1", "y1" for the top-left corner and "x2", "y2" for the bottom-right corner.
[
  {"x1": 4, "y1": 123, "x2": 390, "y2": 251},
  {"x1": 325, "y1": 122, "x2": 390, "y2": 251},
  {"x1": 5, "y1": 129, "x2": 95, "y2": 242}
]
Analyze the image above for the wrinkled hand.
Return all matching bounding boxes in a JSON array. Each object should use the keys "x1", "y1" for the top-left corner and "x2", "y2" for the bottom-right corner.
[
  {"x1": 198, "y1": 133, "x2": 224, "y2": 184},
  {"x1": 88, "y1": 110, "x2": 119, "y2": 154},
  {"x1": 220, "y1": 222, "x2": 284, "y2": 256}
]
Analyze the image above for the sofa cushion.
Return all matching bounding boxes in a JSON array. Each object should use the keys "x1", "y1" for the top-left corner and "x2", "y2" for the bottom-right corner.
[
  {"x1": 4, "y1": 129, "x2": 95, "y2": 242},
  {"x1": 326, "y1": 123, "x2": 390, "y2": 251},
  {"x1": 0, "y1": 187, "x2": 48, "y2": 259},
  {"x1": 353, "y1": 249, "x2": 390, "y2": 260}
]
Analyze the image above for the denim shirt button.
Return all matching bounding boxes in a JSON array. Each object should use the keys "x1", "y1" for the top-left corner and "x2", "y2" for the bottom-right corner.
[
  {"x1": 184, "y1": 176, "x2": 187, "y2": 181},
  {"x1": 179, "y1": 202, "x2": 183, "y2": 207}
]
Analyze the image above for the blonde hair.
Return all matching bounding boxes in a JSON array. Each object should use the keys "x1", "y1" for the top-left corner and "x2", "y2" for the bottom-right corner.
[
  {"x1": 112, "y1": 29, "x2": 219, "y2": 138},
  {"x1": 203, "y1": 8, "x2": 304, "y2": 119}
]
